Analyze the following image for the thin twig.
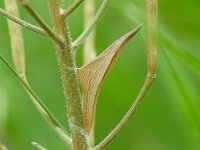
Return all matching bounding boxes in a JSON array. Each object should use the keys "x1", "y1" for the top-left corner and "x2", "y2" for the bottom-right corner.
[
  {"x1": 73, "y1": 0, "x2": 109, "y2": 49},
  {"x1": 92, "y1": 76, "x2": 155, "y2": 150},
  {"x1": 0, "y1": 53, "x2": 72, "y2": 147},
  {"x1": 18, "y1": 0, "x2": 64, "y2": 45},
  {"x1": 92, "y1": 0, "x2": 158, "y2": 149},
  {"x1": 61, "y1": 0, "x2": 84, "y2": 19},
  {"x1": 0, "y1": 8, "x2": 47, "y2": 36}
]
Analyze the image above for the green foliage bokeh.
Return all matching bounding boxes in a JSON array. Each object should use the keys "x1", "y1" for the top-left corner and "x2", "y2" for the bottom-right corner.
[{"x1": 0, "y1": 0, "x2": 200, "y2": 149}]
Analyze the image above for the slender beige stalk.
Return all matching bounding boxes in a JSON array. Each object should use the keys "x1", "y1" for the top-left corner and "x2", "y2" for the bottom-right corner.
[
  {"x1": 92, "y1": 76, "x2": 155, "y2": 150},
  {"x1": 92, "y1": 0, "x2": 158, "y2": 149},
  {"x1": 4, "y1": 0, "x2": 72, "y2": 147},
  {"x1": 73, "y1": 0, "x2": 109, "y2": 49},
  {"x1": 146, "y1": 0, "x2": 158, "y2": 74},
  {"x1": 19, "y1": 0, "x2": 64, "y2": 45},
  {"x1": 48, "y1": 0, "x2": 89, "y2": 149},
  {"x1": 83, "y1": 0, "x2": 96, "y2": 147},
  {"x1": 0, "y1": 8, "x2": 47, "y2": 36},
  {"x1": 32, "y1": 142, "x2": 47, "y2": 150},
  {"x1": 4, "y1": 0, "x2": 25, "y2": 78},
  {"x1": 83, "y1": 0, "x2": 96, "y2": 65},
  {"x1": 61, "y1": 0, "x2": 84, "y2": 19}
]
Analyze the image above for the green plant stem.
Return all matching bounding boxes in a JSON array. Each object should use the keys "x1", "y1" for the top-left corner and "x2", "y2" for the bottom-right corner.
[
  {"x1": 146, "y1": 0, "x2": 158, "y2": 74},
  {"x1": 73, "y1": 0, "x2": 109, "y2": 49},
  {"x1": 0, "y1": 8, "x2": 47, "y2": 36},
  {"x1": 19, "y1": 0, "x2": 64, "y2": 45},
  {"x1": 0, "y1": 53, "x2": 72, "y2": 147},
  {"x1": 93, "y1": 0, "x2": 158, "y2": 149},
  {"x1": 48, "y1": 0, "x2": 89, "y2": 149},
  {"x1": 92, "y1": 76, "x2": 155, "y2": 150},
  {"x1": 61, "y1": 0, "x2": 84, "y2": 19}
]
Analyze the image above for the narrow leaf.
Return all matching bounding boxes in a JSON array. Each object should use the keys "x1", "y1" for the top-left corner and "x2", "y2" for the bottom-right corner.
[{"x1": 78, "y1": 25, "x2": 142, "y2": 133}]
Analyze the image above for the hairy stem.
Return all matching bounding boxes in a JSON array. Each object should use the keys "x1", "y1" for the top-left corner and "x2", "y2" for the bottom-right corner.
[
  {"x1": 48, "y1": 0, "x2": 89, "y2": 149},
  {"x1": 73, "y1": 0, "x2": 109, "y2": 49},
  {"x1": 0, "y1": 8, "x2": 47, "y2": 36}
]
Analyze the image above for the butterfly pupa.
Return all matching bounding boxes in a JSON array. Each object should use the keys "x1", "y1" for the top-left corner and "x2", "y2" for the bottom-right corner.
[{"x1": 78, "y1": 25, "x2": 143, "y2": 134}]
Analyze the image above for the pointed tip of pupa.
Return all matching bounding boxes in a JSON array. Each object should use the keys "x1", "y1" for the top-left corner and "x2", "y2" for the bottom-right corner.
[
  {"x1": 119, "y1": 24, "x2": 143, "y2": 46},
  {"x1": 80, "y1": 24, "x2": 143, "y2": 134}
]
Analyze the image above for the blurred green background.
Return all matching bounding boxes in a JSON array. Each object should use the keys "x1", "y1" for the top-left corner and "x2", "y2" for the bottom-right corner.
[{"x1": 0, "y1": 0, "x2": 200, "y2": 149}]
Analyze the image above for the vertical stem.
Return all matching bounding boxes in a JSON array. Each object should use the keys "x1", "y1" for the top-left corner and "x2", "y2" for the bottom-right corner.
[
  {"x1": 83, "y1": 0, "x2": 96, "y2": 147},
  {"x1": 83, "y1": 0, "x2": 96, "y2": 65},
  {"x1": 92, "y1": 0, "x2": 158, "y2": 149},
  {"x1": 146, "y1": 0, "x2": 158, "y2": 75},
  {"x1": 47, "y1": 1, "x2": 88, "y2": 150},
  {"x1": 92, "y1": 77, "x2": 154, "y2": 150}
]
